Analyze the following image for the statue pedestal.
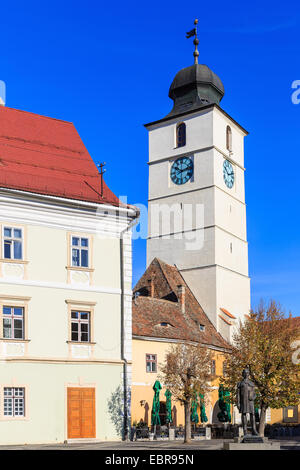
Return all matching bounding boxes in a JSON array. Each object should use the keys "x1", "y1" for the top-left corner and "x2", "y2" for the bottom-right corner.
[
  {"x1": 223, "y1": 436, "x2": 280, "y2": 450},
  {"x1": 242, "y1": 434, "x2": 264, "y2": 443}
]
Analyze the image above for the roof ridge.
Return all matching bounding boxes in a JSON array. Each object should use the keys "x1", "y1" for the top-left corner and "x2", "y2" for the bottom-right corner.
[
  {"x1": 1, "y1": 106, "x2": 73, "y2": 125},
  {"x1": 174, "y1": 263, "x2": 222, "y2": 332},
  {"x1": 154, "y1": 258, "x2": 177, "y2": 297},
  {"x1": 154, "y1": 259, "x2": 230, "y2": 345}
]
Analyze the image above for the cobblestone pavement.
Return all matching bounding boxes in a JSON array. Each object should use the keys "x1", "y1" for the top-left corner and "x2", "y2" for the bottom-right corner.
[{"x1": 0, "y1": 437, "x2": 300, "y2": 450}]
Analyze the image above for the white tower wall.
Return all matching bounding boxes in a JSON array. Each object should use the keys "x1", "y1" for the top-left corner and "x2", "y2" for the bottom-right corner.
[{"x1": 146, "y1": 106, "x2": 251, "y2": 331}]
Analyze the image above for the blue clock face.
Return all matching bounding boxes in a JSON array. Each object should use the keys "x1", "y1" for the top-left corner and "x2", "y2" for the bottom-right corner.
[
  {"x1": 170, "y1": 156, "x2": 193, "y2": 185},
  {"x1": 223, "y1": 160, "x2": 234, "y2": 189}
]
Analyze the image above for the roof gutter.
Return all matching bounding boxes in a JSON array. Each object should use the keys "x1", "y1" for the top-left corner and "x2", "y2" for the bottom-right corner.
[
  {"x1": 120, "y1": 211, "x2": 139, "y2": 441},
  {"x1": 0, "y1": 187, "x2": 137, "y2": 216}
]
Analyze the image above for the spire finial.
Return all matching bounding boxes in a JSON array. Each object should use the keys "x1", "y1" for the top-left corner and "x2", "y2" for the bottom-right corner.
[{"x1": 186, "y1": 19, "x2": 199, "y2": 65}]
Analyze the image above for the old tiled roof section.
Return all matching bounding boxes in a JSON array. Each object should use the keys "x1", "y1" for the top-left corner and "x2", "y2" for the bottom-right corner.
[
  {"x1": 0, "y1": 106, "x2": 120, "y2": 206},
  {"x1": 133, "y1": 258, "x2": 231, "y2": 350}
]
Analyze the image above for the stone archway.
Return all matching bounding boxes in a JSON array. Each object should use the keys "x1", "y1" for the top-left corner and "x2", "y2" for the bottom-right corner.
[
  {"x1": 159, "y1": 401, "x2": 167, "y2": 425},
  {"x1": 212, "y1": 400, "x2": 222, "y2": 424}
]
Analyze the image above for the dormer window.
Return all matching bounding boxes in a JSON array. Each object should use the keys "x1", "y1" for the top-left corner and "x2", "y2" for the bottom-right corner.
[
  {"x1": 155, "y1": 321, "x2": 173, "y2": 328},
  {"x1": 226, "y1": 125, "x2": 232, "y2": 152},
  {"x1": 176, "y1": 122, "x2": 186, "y2": 148},
  {"x1": 195, "y1": 320, "x2": 205, "y2": 331}
]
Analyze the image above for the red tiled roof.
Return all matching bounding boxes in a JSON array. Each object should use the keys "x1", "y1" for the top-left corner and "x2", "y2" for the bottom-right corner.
[
  {"x1": 0, "y1": 106, "x2": 120, "y2": 206},
  {"x1": 220, "y1": 308, "x2": 236, "y2": 319},
  {"x1": 133, "y1": 258, "x2": 231, "y2": 351}
]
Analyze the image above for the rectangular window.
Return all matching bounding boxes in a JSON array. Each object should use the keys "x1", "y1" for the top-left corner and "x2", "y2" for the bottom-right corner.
[
  {"x1": 71, "y1": 311, "x2": 90, "y2": 342},
  {"x1": 3, "y1": 227, "x2": 23, "y2": 260},
  {"x1": 146, "y1": 354, "x2": 157, "y2": 373},
  {"x1": 71, "y1": 237, "x2": 89, "y2": 268},
  {"x1": 3, "y1": 306, "x2": 24, "y2": 339},
  {"x1": 4, "y1": 387, "x2": 25, "y2": 417}
]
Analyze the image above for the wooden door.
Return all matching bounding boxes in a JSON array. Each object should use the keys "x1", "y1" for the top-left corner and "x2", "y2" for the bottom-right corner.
[{"x1": 67, "y1": 388, "x2": 95, "y2": 439}]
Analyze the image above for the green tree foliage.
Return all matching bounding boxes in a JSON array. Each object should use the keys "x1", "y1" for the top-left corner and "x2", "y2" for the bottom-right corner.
[
  {"x1": 221, "y1": 301, "x2": 300, "y2": 435},
  {"x1": 159, "y1": 343, "x2": 212, "y2": 443}
]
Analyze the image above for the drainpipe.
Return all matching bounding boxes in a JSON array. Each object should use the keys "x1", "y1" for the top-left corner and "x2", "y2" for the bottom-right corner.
[{"x1": 120, "y1": 208, "x2": 139, "y2": 441}]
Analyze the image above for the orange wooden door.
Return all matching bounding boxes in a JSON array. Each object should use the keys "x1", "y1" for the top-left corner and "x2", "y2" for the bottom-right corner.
[
  {"x1": 81, "y1": 388, "x2": 95, "y2": 438},
  {"x1": 67, "y1": 388, "x2": 96, "y2": 439}
]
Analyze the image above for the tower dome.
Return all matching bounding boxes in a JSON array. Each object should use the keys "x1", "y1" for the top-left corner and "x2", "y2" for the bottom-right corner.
[{"x1": 167, "y1": 63, "x2": 225, "y2": 118}]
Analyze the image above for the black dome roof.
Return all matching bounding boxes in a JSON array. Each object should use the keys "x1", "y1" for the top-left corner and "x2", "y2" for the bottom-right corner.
[{"x1": 166, "y1": 63, "x2": 224, "y2": 118}]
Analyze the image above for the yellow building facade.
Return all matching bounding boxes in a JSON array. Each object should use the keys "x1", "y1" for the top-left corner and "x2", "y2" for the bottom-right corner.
[
  {"x1": 132, "y1": 337, "x2": 229, "y2": 427},
  {"x1": 131, "y1": 258, "x2": 232, "y2": 428}
]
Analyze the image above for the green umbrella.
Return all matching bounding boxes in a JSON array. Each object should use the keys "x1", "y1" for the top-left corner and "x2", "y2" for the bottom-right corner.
[
  {"x1": 199, "y1": 393, "x2": 208, "y2": 423},
  {"x1": 217, "y1": 384, "x2": 231, "y2": 423},
  {"x1": 165, "y1": 389, "x2": 172, "y2": 424},
  {"x1": 151, "y1": 380, "x2": 162, "y2": 426},
  {"x1": 254, "y1": 405, "x2": 260, "y2": 423},
  {"x1": 191, "y1": 391, "x2": 199, "y2": 424}
]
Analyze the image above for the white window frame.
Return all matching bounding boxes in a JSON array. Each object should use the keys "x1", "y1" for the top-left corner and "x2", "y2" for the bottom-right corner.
[
  {"x1": 2, "y1": 226, "x2": 23, "y2": 260},
  {"x1": 146, "y1": 354, "x2": 157, "y2": 373},
  {"x1": 3, "y1": 387, "x2": 25, "y2": 417},
  {"x1": 71, "y1": 236, "x2": 89, "y2": 268},
  {"x1": 2, "y1": 306, "x2": 24, "y2": 339},
  {"x1": 71, "y1": 310, "x2": 90, "y2": 343}
]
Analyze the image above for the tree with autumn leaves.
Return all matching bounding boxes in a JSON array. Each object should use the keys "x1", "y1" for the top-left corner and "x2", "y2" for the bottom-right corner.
[
  {"x1": 221, "y1": 301, "x2": 300, "y2": 436},
  {"x1": 159, "y1": 343, "x2": 212, "y2": 443}
]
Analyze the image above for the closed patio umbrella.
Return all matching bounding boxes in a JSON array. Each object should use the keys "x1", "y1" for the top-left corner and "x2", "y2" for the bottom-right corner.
[
  {"x1": 151, "y1": 380, "x2": 162, "y2": 429},
  {"x1": 191, "y1": 391, "x2": 199, "y2": 424},
  {"x1": 199, "y1": 393, "x2": 208, "y2": 423},
  {"x1": 217, "y1": 384, "x2": 231, "y2": 423},
  {"x1": 165, "y1": 389, "x2": 173, "y2": 425}
]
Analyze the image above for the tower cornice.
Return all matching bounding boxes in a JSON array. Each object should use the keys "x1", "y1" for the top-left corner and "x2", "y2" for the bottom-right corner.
[{"x1": 144, "y1": 103, "x2": 248, "y2": 136}]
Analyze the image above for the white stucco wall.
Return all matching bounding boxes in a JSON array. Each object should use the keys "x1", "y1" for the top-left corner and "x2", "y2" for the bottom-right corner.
[
  {"x1": 0, "y1": 190, "x2": 136, "y2": 444},
  {"x1": 0, "y1": 362, "x2": 124, "y2": 444}
]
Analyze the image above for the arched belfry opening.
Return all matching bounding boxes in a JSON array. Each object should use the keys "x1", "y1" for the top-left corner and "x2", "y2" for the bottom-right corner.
[{"x1": 176, "y1": 122, "x2": 186, "y2": 148}]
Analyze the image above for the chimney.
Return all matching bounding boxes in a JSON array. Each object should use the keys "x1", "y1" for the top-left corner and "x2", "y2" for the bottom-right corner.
[
  {"x1": 147, "y1": 278, "x2": 154, "y2": 298},
  {"x1": 177, "y1": 285, "x2": 186, "y2": 313}
]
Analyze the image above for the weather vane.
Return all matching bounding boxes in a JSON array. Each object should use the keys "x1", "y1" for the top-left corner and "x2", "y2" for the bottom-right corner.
[{"x1": 186, "y1": 19, "x2": 199, "y2": 65}]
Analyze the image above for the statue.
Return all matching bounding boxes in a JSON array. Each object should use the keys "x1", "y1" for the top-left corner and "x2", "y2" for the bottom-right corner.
[{"x1": 237, "y1": 368, "x2": 259, "y2": 437}]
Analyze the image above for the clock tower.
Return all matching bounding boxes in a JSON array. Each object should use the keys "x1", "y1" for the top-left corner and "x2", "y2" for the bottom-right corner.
[{"x1": 145, "y1": 24, "x2": 251, "y2": 338}]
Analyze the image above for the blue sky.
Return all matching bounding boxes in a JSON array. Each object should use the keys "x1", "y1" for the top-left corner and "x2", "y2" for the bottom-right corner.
[{"x1": 1, "y1": 1, "x2": 300, "y2": 315}]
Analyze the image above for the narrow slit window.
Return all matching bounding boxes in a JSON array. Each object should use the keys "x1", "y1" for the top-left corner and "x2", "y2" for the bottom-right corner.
[
  {"x1": 176, "y1": 122, "x2": 186, "y2": 148},
  {"x1": 211, "y1": 359, "x2": 216, "y2": 376},
  {"x1": 226, "y1": 126, "x2": 232, "y2": 152}
]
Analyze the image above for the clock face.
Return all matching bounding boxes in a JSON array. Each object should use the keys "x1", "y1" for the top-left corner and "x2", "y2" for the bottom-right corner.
[
  {"x1": 170, "y1": 156, "x2": 193, "y2": 185},
  {"x1": 223, "y1": 160, "x2": 234, "y2": 189}
]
